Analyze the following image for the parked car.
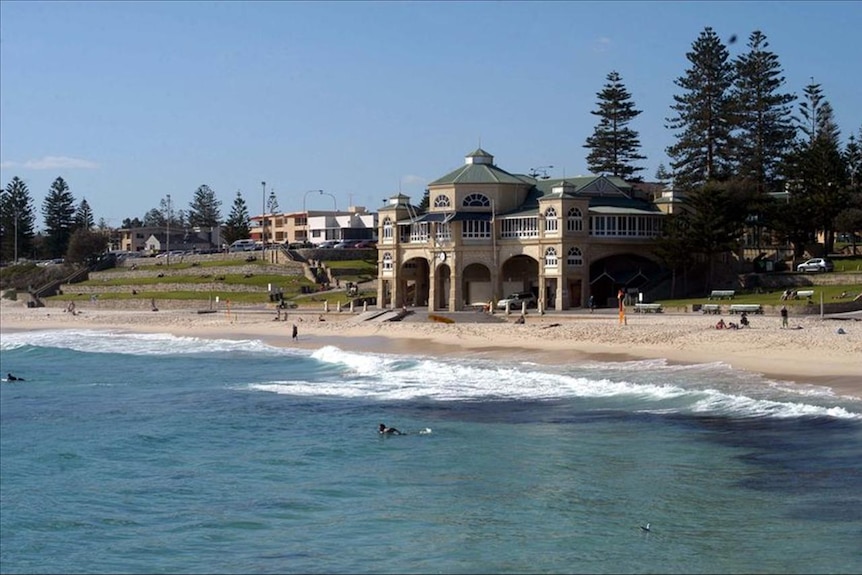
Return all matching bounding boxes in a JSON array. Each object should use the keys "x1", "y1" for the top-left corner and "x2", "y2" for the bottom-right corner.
[
  {"x1": 287, "y1": 241, "x2": 313, "y2": 249},
  {"x1": 353, "y1": 239, "x2": 377, "y2": 249},
  {"x1": 496, "y1": 291, "x2": 537, "y2": 310},
  {"x1": 796, "y1": 258, "x2": 834, "y2": 273},
  {"x1": 333, "y1": 240, "x2": 355, "y2": 249},
  {"x1": 317, "y1": 240, "x2": 340, "y2": 249}
]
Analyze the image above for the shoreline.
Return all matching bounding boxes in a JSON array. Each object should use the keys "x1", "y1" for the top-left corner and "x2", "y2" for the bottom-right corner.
[{"x1": 2, "y1": 301, "x2": 860, "y2": 398}]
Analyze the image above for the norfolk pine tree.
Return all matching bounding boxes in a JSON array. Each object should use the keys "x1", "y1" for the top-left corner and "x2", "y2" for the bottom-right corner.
[
  {"x1": 1, "y1": 177, "x2": 37, "y2": 262},
  {"x1": 731, "y1": 30, "x2": 796, "y2": 194},
  {"x1": 74, "y1": 198, "x2": 95, "y2": 231},
  {"x1": 782, "y1": 82, "x2": 849, "y2": 255},
  {"x1": 41, "y1": 177, "x2": 77, "y2": 259},
  {"x1": 584, "y1": 71, "x2": 646, "y2": 180},
  {"x1": 666, "y1": 27, "x2": 736, "y2": 189},
  {"x1": 223, "y1": 190, "x2": 251, "y2": 245},
  {"x1": 188, "y1": 185, "x2": 222, "y2": 228}
]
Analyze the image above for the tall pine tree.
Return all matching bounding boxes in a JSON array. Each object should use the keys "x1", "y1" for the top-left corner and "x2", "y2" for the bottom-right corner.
[
  {"x1": 583, "y1": 71, "x2": 646, "y2": 180},
  {"x1": 1, "y1": 177, "x2": 37, "y2": 263},
  {"x1": 731, "y1": 30, "x2": 796, "y2": 194},
  {"x1": 222, "y1": 190, "x2": 251, "y2": 245},
  {"x1": 666, "y1": 27, "x2": 735, "y2": 189},
  {"x1": 74, "y1": 198, "x2": 95, "y2": 230},
  {"x1": 188, "y1": 185, "x2": 222, "y2": 228},
  {"x1": 783, "y1": 82, "x2": 848, "y2": 254},
  {"x1": 41, "y1": 177, "x2": 77, "y2": 259}
]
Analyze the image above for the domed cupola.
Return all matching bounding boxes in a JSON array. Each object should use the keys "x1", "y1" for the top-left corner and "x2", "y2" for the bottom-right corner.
[{"x1": 465, "y1": 148, "x2": 494, "y2": 165}]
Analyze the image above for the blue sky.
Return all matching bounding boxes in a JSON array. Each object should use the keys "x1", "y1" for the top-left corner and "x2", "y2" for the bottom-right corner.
[{"x1": 1, "y1": 1, "x2": 860, "y2": 229}]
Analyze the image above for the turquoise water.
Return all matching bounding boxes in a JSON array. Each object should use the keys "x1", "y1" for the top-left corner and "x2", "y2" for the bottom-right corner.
[{"x1": 1, "y1": 329, "x2": 861, "y2": 574}]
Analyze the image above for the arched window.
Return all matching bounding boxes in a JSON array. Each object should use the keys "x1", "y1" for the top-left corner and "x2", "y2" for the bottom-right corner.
[
  {"x1": 567, "y1": 247, "x2": 583, "y2": 267},
  {"x1": 544, "y1": 247, "x2": 558, "y2": 268},
  {"x1": 462, "y1": 193, "x2": 490, "y2": 207},
  {"x1": 567, "y1": 207, "x2": 583, "y2": 232},
  {"x1": 382, "y1": 252, "x2": 393, "y2": 272},
  {"x1": 433, "y1": 195, "x2": 451, "y2": 208},
  {"x1": 545, "y1": 207, "x2": 558, "y2": 233},
  {"x1": 382, "y1": 217, "x2": 393, "y2": 241}
]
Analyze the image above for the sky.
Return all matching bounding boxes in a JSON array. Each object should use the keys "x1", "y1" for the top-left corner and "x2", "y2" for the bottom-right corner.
[{"x1": 1, "y1": 1, "x2": 860, "y2": 230}]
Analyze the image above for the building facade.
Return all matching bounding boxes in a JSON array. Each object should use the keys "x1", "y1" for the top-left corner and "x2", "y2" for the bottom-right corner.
[
  {"x1": 251, "y1": 207, "x2": 377, "y2": 246},
  {"x1": 376, "y1": 148, "x2": 667, "y2": 312}
]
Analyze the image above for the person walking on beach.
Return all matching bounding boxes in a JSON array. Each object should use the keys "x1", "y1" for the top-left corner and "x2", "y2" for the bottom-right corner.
[
  {"x1": 292, "y1": 323, "x2": 298, "y2": 341},
  {"x1": 588, "y1": 295, "x2": 595, "y2": 313},
  {"x1": 780, "y1": 305, "x2": 788, "y2": 329}
]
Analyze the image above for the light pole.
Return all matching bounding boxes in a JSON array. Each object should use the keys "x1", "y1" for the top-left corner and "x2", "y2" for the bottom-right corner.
[
  {"x1": 12, "y1": 206, "x2": 18, "y2": 264},
  {"x1": 166, "y1": 194, "x2": 171, "y2": 266},
  {"x1": 261, "y1": 181, "x2": 266, "y2": 259},
  {"x1": 302, "y1": 189, "x2": 325, "y2": 213}
]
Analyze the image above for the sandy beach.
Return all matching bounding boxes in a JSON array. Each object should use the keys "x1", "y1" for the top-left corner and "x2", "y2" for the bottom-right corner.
[{"x1": 2, "y1": 299, "x2": 860, "y2": 398}]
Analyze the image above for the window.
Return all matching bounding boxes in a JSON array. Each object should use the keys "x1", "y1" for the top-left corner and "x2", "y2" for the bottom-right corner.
[
  {"x1": 567, "y1": 247, "x2": 583, "y2": 267},
  {"x1": 410, "y1": 222, "x2": 429, "y2": 243},
  {"x1": 567, "y1": 207, "x2": 583, "y2": 232},
  {"x1": 544, "y1": 247, "x2": 558, "y2": 268},
  {"x1": 462, "y1": 219, "x2": 490, "y2": 239},
  {"x1": 545, "y1": 207, "x2": 558, "y2": 234},
  {"x1": 382, "y1": 217, "x2": 393, "y2": 241},
  {"x1": 382, "y1": 252, "x2": 393, "y2": 272},
  {"x1": 501, "y1": 217, "x2": 539, "y2": 238},
  {"x1": 433, "y1": 195, "x2": 451, "y2": 208},
  {"x1": 462, "y1": 193, "x2": 490, "y2": 207},
  {"x1": 435, "y1": 222, "x2": 452, "y2": 242}
]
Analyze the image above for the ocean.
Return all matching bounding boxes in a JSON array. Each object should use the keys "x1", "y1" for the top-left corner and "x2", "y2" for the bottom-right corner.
[{"x1": 1, "y1": 328, "x2": 860, "y2": 574}]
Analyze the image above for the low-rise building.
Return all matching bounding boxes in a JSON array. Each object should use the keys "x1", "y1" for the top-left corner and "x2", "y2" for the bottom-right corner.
[{"x1": 376, "y1": 148, "x2": 667, "y2": 312}]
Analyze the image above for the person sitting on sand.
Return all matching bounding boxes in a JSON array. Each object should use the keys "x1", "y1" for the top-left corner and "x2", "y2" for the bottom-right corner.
[
  {"x1": 379, "y1": 423, "x2": 403, "y2": 435},
  {"x1": 740, "y1": 312, "x2": 750, "y2": 328},
  {"x1": 715, "y1": 318, "x2": 726, "y2": 330}
]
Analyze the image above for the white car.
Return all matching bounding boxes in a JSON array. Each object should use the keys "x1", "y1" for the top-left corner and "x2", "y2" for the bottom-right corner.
[
  {"x1": 496, "y1": 292, "x2": 537, "y2": 310},
  {"x1": 796, "y1": 258, "x2": 834, "y2": 273}
]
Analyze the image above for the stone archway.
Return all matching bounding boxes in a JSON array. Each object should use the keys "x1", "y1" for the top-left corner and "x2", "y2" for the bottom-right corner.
[
  {"x1": 462, "y1": 262, "x2": 492, "y2": 307},
  {"x1": 590, "y1": 253, "x2": 663, "y2": 308},
  {"x1": 400, "y1": 257, "x2": 430, "y2": 307},
  {"x1": 435, "y1": 264, "x2": 451, "y2": 310},
  {"x1": 500, "y1": 255, "x2": 539, "y2": 299}
]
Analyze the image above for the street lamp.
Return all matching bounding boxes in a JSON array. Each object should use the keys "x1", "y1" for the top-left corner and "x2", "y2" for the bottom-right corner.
[
  {"x1": 12, "y1": 206, "x2": 18, "y2": 264},
  {"x1": 261, "y1": 181, "x2": 266, "y2": 259},
  {"x1": 166, "y1": 194, "x2": 172, "y2": 266},
  {"x1": 302, "y1": 189, "x2": 325, "y2": 213}
]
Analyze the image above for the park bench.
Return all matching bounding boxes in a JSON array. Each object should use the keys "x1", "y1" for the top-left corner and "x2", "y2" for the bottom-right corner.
[
  {"x1": 708, "y1": 290, "x2": 735, "y2": 300},
  {"x1": 795, "y1": 289, "x2": 815, "y2": 299},
  {"x1": 701, "y1": 304, "x2": 721, "y2": 314},
  {"x1": 729, "y1": 304, "x2": 763, "y2": 315},
  {"x1": 634, "y1": 303, "x2": 663, "y2": 313}
]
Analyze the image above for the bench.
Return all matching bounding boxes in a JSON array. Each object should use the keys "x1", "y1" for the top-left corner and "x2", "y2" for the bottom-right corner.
[
  {"x1": 634, "y1": 303, "x2": 663, "y2": 313},
  {"x1": 729, "y1": 304, "x2": 763, "y2": 315},
  {"x1": 795, "y1": 289, "x2": 814, "y2": 299},
  {"x1": 709, "y1": 290, "x2": 735, "y2": 300},
  {"x1": 701, "y1": 304, "x2": 722, "y2": 314}
]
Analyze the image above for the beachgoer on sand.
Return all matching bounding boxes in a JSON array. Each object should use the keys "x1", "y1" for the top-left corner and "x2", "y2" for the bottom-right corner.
[
  {"x1": 780, "y1": 305, "x2": 788, "y2": 328},
  {"x1": 292, "y1": 323, "x2": 298, "y2": 341}
]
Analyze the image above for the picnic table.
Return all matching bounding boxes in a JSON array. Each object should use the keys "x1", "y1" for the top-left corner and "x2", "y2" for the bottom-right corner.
[
  {"x1": 634, "y1": 303, "x2": 663, "y2": 313},
  {"x1": 729, "y1": 304, "x2": 763, "y2": 314},
  {"x1": 709, "y1": 290, "x2": 735, "y2": 300}
]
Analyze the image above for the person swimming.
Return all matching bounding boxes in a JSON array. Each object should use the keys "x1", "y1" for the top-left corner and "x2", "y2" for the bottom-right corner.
[
  {"x1": 6, "y1": 373, "x2": 24, "y2": 381},
  {"x1": 378, "y1": 423, "x2": 403, "y2": 435}
]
